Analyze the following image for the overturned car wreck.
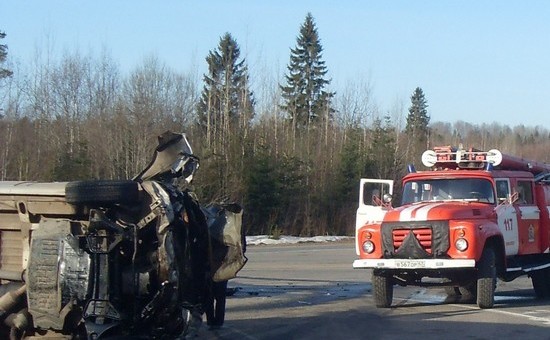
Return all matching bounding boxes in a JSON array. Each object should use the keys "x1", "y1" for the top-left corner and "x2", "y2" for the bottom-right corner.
[{"x1": 0, "y1": 131, "x2": 246, "y2": 339}]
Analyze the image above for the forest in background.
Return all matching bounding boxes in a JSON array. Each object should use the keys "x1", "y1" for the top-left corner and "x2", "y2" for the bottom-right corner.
[{"x1": 1, "y1": 15, "x2": 550, "y2": 237}]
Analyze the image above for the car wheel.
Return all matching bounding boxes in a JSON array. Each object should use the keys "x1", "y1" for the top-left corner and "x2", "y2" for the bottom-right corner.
[{"x1": 65, "y1": 180, "x2": 140, "y2": 205}]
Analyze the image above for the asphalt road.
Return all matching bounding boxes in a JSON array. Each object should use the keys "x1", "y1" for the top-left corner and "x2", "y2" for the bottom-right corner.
[{"x1": 197, "y1": 240, "x2": 550, "y2": 340}]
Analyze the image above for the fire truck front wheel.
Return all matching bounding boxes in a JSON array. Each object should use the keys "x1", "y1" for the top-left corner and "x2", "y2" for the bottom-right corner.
[
  {"x1": 476, "y1": 247, "x2": 497, "y2": 309},
  {"x1": 372, "y1": 270, "x2": 393, "y2": 308}
]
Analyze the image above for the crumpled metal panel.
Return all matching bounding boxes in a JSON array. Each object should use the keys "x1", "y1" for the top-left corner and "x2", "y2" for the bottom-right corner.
[
  {"x1": 133, "y1": 132, "x2": 196, "y2": 182},
  {"x1": 203, "y1": 204, "x2": 247, "y2": 282},
  {"x1": 140, "y1": 181, "x2": 174, "y2": 283},
  {"x1": 27, "y1": 218, "x2": 90, "y2": 330},
  {"x1": 140, "y1": 181, "x2": 174, "y2": 233}
]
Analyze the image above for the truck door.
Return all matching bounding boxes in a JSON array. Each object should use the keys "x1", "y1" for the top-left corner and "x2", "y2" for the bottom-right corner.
[
  {"x1": 355, "y1": 179, "x2": 393, "y2": 255},
  {"x1": 495, "y1": 179, "x2": 519, "y2": 256},
  {"x1": 514, "y1": 179, "x2": 541, "y2": 254}
]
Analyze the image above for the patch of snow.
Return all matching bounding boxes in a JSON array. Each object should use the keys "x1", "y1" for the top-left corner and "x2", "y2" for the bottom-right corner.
[{"x1": 246, "y1": 235, "x2": 352, "y2": 246}]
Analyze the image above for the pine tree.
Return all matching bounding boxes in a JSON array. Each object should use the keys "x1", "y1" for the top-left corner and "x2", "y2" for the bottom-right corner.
[
  {"x1": 244, "y1": 142, "x2": 279, "y2": 235},
  {"x1": 335, "y1": 127, "x2": 362, "y2": 202},
  {"x1": 280, "y1": 13, "x2": 334, "y2": 130},
  {"x1": 405, "y1": 87, "x2": 430, "y2": 164},
  {"x1": 197, "y1": 33, "x2": 254, "y2": 150},
  {"x1": 369, "y1": 115, "x2": 402, "y2": 180},
  {"x1": 196, "y1": 33, "x2": 255, "y2": 199},
  {"x1": 0, "y1": 31, "x2": 12, "y2": 80}
]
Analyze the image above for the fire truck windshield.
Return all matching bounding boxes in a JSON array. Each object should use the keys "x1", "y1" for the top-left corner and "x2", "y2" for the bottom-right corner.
[{"x1": 401, "y1": 178, "x2": 495, "y2": 205}]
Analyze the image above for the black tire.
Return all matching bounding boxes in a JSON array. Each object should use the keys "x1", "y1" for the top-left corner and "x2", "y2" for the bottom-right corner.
[
  {"x1": 476, "y1": 247, "x2": 497, "y2": 309},
  {"x1": 372, "y1": 270, "x2": 393, "y2": 308},
  {"x1": 65, "y1": 180, "x2": 140, "y2": 205},
  {"x1": 531, "y1": 269, "x2": 550, "y2": 299}
]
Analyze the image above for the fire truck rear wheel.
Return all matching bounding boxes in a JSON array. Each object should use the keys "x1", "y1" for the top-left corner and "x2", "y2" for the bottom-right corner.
[
  {"x1": 476, "y1": 247, "x2": 496, "y2": 309},
  {"x1": 372, "y1": 270, "x2": 393, "y2": 308}
]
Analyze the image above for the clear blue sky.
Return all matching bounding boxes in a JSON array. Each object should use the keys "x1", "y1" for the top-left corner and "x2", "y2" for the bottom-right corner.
[{"x1": 2, "y1": 1, "x2": 550, "y2": 128}]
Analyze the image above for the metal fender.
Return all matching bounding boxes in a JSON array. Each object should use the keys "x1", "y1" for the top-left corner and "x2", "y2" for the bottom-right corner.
[{"x1": 473, "y1": 221, "x2": 505, "y2": 262}]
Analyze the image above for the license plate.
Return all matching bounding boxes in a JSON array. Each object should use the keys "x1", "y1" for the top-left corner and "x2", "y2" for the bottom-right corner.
[{"x1": 395, "y1": 260, "x2": 426, "y2": 268}]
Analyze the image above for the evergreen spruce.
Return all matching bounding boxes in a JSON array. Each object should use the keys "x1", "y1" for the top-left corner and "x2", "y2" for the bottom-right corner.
[
  {"x1": 0, "y1": 31, "x2": 12, "y2": 80},
  {"x1": 280, "y1": 13, "x2": 334, "y2": 129},
  {"x1": 197, "y1": 32, "x2": 254, "y2": 150},
  {"x1": 335, "y1": 127, "x2": 362, "y2": 204},
  {"x1": 369, "y1": 115, "x2": 403, "y2": 182},
  {"x1": 51, "y1": 141, "x2": 92, "y2": 181},
  {"x1": 405, "y1": 87, "x2": 430, "y2": 164},
  {"x1": 244, "y1": 142, "x2": 279, "y2": 235},
  {"x1": 196, "y1": 33, "x2": 255, "y2": 200}
]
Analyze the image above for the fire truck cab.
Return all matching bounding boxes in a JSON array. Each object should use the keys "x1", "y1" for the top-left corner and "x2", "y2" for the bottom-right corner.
[{"x1": 353, "y1": 146, "x2": 550, "y2": 309}]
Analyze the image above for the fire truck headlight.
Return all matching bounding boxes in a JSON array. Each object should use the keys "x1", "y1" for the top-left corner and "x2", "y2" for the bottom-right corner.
[
  {"x1": 362, "y1": 240, "x2": 375, "y2": 254},
  {"x1": 455, "y1": 238, "x2": 468, "y2": 252}
]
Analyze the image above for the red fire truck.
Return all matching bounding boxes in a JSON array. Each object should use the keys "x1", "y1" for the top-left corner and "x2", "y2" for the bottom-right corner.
[{"x1": 353, "y1": 146, "x2": 550, "y2": 309}]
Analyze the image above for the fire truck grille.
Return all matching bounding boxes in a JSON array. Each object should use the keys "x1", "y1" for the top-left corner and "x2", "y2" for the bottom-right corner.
[
  {"x1": 392, "y1": 228, "x2": 432, "y2": 254},
  {"x1": 380, "y1": 220, "x2": 449, "y2": 258}
]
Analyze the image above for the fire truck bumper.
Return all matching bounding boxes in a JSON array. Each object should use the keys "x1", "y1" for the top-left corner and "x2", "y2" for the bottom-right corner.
[{"x1": 353, "y1": 258, "x2": 476, "y2": 269}]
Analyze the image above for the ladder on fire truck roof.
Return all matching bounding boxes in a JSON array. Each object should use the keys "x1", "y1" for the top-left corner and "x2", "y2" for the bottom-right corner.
[{"x1": 421, "y1": 145, "x2": 550, "y2": 178}]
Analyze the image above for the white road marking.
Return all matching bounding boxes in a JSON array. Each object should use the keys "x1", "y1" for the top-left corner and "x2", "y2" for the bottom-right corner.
[
  {"x1": 452, "y1": 303, "x2": 550, "y2": 326},
  {"x1": 400, "y1": 290, "x2": 550, "y2": 326}
]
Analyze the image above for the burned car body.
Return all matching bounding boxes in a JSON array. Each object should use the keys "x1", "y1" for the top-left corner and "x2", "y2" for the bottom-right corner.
[{"x1": 0, "y1": 131, "x2": 243, "y2": 339}]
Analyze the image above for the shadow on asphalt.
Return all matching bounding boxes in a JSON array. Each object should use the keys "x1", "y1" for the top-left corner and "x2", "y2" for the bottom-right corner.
[{"x1": 197, "y1": 300, "x2": 550, "y2": 340}]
